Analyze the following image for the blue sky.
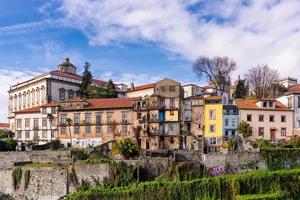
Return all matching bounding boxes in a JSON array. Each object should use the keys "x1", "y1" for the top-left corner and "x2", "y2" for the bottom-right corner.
[{"x1": 1, "y1": 0, "x2": 300, "y2": 122}]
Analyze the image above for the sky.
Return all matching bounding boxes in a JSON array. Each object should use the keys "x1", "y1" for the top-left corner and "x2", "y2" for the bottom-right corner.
[{"x1": 0, "y1": 0, "x2": 300, "y2": 122}]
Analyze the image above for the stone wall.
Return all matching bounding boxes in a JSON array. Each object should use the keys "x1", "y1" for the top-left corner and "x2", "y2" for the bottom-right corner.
[
  {"x1": 75, "y1": 163, "x2": 110, "y2": 186},
  {"x1": 0, "y1": 151, "x2": 71, "y2": 170}
]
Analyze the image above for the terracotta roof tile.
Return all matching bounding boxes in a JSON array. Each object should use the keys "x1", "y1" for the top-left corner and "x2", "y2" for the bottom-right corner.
[
  {"x1": 235, "y1": 99, "x2": 291, "y2": 111},
  {"x1": 127, "y1": 83, "x2": 155, "y2": 92},
  {"x1": 14, "y1": 107, "x2": 41, "y2": 114},
  {"x1": 0, "y1": 123, "x2": 9, "y2": 128},
  {"x1": 86, "y1": 98, "x2": 138, "y2": 109},
  {"x1": 286, "y1": 84, "x2": 300, "y2": 95},
  {"x1": 40, "y1": 102, "x2": 59, "y2": 107}
]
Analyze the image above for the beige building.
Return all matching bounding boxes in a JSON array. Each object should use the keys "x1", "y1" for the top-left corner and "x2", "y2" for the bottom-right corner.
[
  {"x1": 235, "y1": 99, "x2": 293, "y2": 141},
  {"x1": 57, "y1": 98, "x2": 137, "y2": 147}
]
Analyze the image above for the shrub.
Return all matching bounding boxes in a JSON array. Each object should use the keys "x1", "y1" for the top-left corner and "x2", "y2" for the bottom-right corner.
[
  {"x1": 237, "y1": 121, "x2": 252, "y2": 138},
  {"x1": 112, "y1": 138, "x2": 140, "y2": 159},
  {"x1": 24, "y1": 170, "x2": 30, "y2": 190},
  {"x1": 12, "y1": 167, "x2": 22, "y2": 190}
]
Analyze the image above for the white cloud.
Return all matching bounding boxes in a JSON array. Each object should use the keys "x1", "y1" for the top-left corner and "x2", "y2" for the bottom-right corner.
[
  {"x1": 0, "y1": 69, "x2": 39, "y2": 122},
  {"x1": 59, "y1": 0, "x2": 300, "y2": 79}
]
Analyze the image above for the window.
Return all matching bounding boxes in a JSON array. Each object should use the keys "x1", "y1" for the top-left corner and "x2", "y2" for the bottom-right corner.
[
  {"x1": 247, "y1": 114, "x2": 252, "y2": 122},
  {"x1": 59, "y1": 89, "x2": 65, "y2": 101},
  {"x1": 269, "y1": 115, "x2": 275, "y2": 122},
  {"x1": 107, "y1": 112, "x2": 113, "y2": 123},
  {"x1": 42, "y1": 131, "x2": 47, "y2": 138},
  {"x1": 168, "y1": 124, "x2": 174, "y2": 132},
  {"x1": 33, "y1": 118, "x2": 39, "y2": 129},
  {"x1": 122, "y1": 125, "x2": 128, "y2": 134},
  {"x1": 209, "y1": 125, "x2": 215, "y2": 133},
  {"x1": 210, "y1": 137, "x2": 217, "y2": 145},
  {"x1": 225, "y1": 130, "x2": 228, "y2": 136},
  {"x1": 159, "y1": 98, "x2": 165, "y2": 107},
  {"x1": 74, "y1": 126, "x2": 80, "y2": 134},
  {"x1": 232, "y1": 119, "x2": 235, "y2": 126},
  {"x1": 25, "y1": 131, "x2": 30, "y2": 138},
  {"x1": 68, "y1": 90, "x2": 74, "y2": 99},
  {"x1": 85, "y1": 126, "x2": 91, "y2": 134},
  {"x1": 225, "y1": 119, "x2": 229, "y2": 126},
  {"x1": 288, "y1": 97, "x2": 293, "y2": 108},
  {"x1": 169, "y1": 86, "x2": 176, "y2": 92},
  {"x1": 159, "y1": 86, "x2": 165, "y2": 92},
  {"x1": 42, "y1": 118, "x2": 47, "y2": 127},
  {"x1": 96, "y1": 126, "x2": 102, "y2": 134},
  {"x1": 17, "y1": 119, "x2": 22, "y2": 128},
  {"x1": 42, "y1": 108, "x2": 47, "y2": 114},
  {"x1": 51, "y1": 107, "x2": 56, "y2": 114},
  {"x1": 25, "y1": 118, "x2": 30, "y2": 127},
  {"x1": 269, "y1": 102, "x2": 273, "y2": 107},
  {"x1": 137, "y1": 112, "x2": 142, "y2": 120},
  {"x1": 170, "y1": 111, "x2": 174, "y2": 116},
  {"x1": 258, "y1": 127, "x2": 264, "y2": 136},
  {"x1": 263, "y1": 102, "x2": 267, "y2": 107},
  {"x1": 232, "y1": 130, "x2": 236, "y2": 136},
  {"x1": 74, "y1": 113, "x2": 80, "y2": 125},
  {"x1": 259, "y1": 115, "x2": 264, "y2": 122},
  {"x1": 60, "y1": 115, "x2": 66, "y2": 125},
  {"x1": 170, "y1": 137, "x2": 174, "y2": 144},
  {"x1": 170, "y1": 98, "x2": 175, "y2": 108},
  {"x1": 209, "y1": 110, "x2": 216, "y2": 120},
  {"x1": 85, "y1": 114, "x2": 91, "y2": 125},
  {"x1": 122, "y1": 113, "x2": 128, "y2": 124},
  {"x1": 34, "y1": 131, "x2": 39, "y2": 140},
  {"x1": 50, "y1": 119, "x2": 56, "y2": 127},
  {"x1": 281, "y1": 115, "x2": 286, "y2": 122},
  {"x1": 96, "y1": 114, "x2": 102, "y2": 125},
  {"x1": 61, "y1": 127, "x2": 66, "y2": 134},
  {"x1": 17, "y1": 131, "x2": 22, "y2": 139},
  {"x1": 281, "y1": 128, "x2": 287, "y2": 136}
]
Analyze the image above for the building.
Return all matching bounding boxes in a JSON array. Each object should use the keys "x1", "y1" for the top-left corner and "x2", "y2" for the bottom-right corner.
[
  {"x1": 125, "y1": 83, "x2": 155, "y2": 98},
  {"x1": 8, "y1": 58, "x2": 107, "y2": 131},
  {"x1": 182, "y1": 84, "x2": 203, "y2": 98},
  {"x1": 0, "y1": 123, "x2": 10, "y2": 130},
  {"x1": 235, "y1": 99, "x2": 293, "y2": 141},
  {"x1": 277, "y1": 84, "x2": 300, "y2": 135},
  {"x1": 13, "y1": 102, "x2": 59, "y2": 145},
  {"x1": 278, "y1": 77, "x2": 298, "y2": 88},
  {"x1": 223, "y1": 105, "x2": 238, "y2": 140},
  {"x1": 204, "y1": 96, "x2": 223, "y2": 152},
  {"x1": 57, "y1": 98, "x2": 137, "y2": 147}
]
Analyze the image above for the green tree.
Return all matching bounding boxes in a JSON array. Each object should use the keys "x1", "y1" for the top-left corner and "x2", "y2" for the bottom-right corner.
[
  {"x1": 107, "y1": 79, "x2": 115, "y2": 89},
  {"x1": 112, "y1": 138, "x2": 140, "y2": 159},
  {"x1": 66, "y1": 118, "x2": 73, "y2": 147},
  {"x1": 87, "y1": 84, "x2": 118, "y2": 98},
  {"x1": 47, "y1": 113, "x2": 54, "y2": 149},
  {"x1": 237, "y1": 121, "x2": 252, "y2": 138},
  {"x1": 234, "y1": 79, "x2": 248, "y2": 99},
  {"x1": 79, "y1": 62, "x2": 93, "y2": 98}
]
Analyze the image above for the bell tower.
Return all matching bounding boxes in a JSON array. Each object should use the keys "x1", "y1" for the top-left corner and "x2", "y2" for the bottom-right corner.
[{"x1": 58, "y1": 57, "x2": 77, "y2": 74}]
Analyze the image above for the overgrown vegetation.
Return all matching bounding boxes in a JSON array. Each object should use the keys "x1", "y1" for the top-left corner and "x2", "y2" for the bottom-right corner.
[
  {"x1": 23, "y1": 162, "x2": 53, "y2": 168},
  {"x1": 76, "y1": 158, "x2": 113, "y2": 165},
  {"x1": 12, "y1": 167, "x2": 22, "y2": 190},
  {"x1": 65, "y1": 168, "x2": 300, "y2": 200},
  {"x1": 24, "y1": 170, "x2": 30, "y2": 190},
  {"x1": 0, "y1": 138, "x2": 16, "y2": 151},
  {"x1": 237, "y1": 121, "x2": 252, "y2": 138},
  {"x1": 112, "y1": 138, "x2": 140, "y2": 159},
  {"x1": 236, "y1": 191, "x2": 289, "y2": 200}
]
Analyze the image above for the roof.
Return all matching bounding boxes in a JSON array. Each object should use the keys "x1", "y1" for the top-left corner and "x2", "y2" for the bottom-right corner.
[
  {"x1": 285, "y1": 84, "x2": 300, "y2": 95},
  {"x1": 58, "y1": 57, "x2": 76, "y2": 69},
  {"x1": 14, "y1": 106, "x2": 41, "y2": 114},
  {"x1": 40, "y1": 102, "x2": 59, "y2": 107},
  {"x1": 86, "y1": 98, "x2": 138, "y2": 109},
  {"x1": 0, "y1": 123, "x2": 9, "y2": 128},
  {"x1": 205, "y1": 96, "x2": 222, "y2": 100},
  {"x1": 235, "y1": 99, "x2": 291, "y2": 111},
  {"x1": 50, "y1": 70, "x2": 107, "y2": 85},
  {"x1": 127, "y1": 83, "x2": 155, "y2": 92}
]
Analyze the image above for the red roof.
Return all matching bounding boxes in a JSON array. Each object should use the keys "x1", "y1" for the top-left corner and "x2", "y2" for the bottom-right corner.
[
  {"x1": 286, "y1": 84, "x2": 300, "y2": 95},
  {"x1": 235, "y1": 99, "x2": 291, "y2": 111},
  {"x1": 50, "y1": 70, "x2": 107, "y2": 85},
  {"x1": 40, "y1": 102, "x2": 59, "y2": 107},
  {"x1": 86, "y1": 98, "x2": 138, "y2": 109},
  {"x1": 14, "y1": 107, "x2": 40, "y2": 114},
  {"x1": 0, "y1": 123, "x2": 9, "y2": 128},
  {"x1": 127, "y1": 83, "x2": 155, "y2": 92}
]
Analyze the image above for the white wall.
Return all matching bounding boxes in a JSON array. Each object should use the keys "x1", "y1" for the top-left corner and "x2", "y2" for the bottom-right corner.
[{"x1": 125, "y1": 88, "x2": 154, "y2": 97}]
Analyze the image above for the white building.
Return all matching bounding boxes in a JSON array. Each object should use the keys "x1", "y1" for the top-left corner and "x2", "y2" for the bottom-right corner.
[
  {"x1": 278, "y1": 77, "x2": 297, "y2": 88},
  {"x1": 8, "y1": 58, "x2": 107, "y2": 131},
  {"x1": 182, "y1": 84, "x2": 203, "y2": 98}
]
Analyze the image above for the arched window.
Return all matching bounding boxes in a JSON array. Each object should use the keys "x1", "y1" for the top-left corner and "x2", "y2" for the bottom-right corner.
[
  {"x1": 27, "y1": 91, "x2": 31, "y2": 106},
  {"x1": 14, "y1": 95, "x2": 17, "y2": 110},
  {"x1": 18, "y1": 93, "x2": 22, "y2": 108},
  {"x1": 32, "y1": 89, "x2": 35, "y2": 105},
  {"x1": 36, "y1": 88, "x2": 40, "y2": 104},
  {"x1": 23, "y1": 92, "x2": 26, "y2": 108}
]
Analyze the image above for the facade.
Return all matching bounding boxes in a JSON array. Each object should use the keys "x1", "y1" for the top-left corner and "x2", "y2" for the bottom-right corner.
[
  {"x1": 125, "y1": 83, "x2": 155, "y2": 98},
  {"x1": 278, "y1": 77, "x2": 298, "y2": 88},
  {"x1": 182, "y1": 84, "x2": 203, "y2": 98},
  {"x1": 8, "y1": 58, "x2": 107, "y2": 131},
  {"x1": 13, "y1": 103, "x2": 58, "y2": 144},
  {"x1": 204, "y1": 97, "x2": 223, "y2": 152},
  {"x1": 223, "y1": 105, "x2": 238, "y2": 140},
  {"x1": 235, "y1": 99, "x2": 293, "y2": 141},
  {"x1": 57, "y1": 98, "x2": 136, "y2": 147},
  {"x1": 277, "y1": 84, "x2": 300, "y2": 135}
]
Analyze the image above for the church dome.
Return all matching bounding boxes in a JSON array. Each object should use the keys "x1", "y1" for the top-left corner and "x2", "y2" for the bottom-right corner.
[{"x1": 58, "y1": 57, "x2": 77, "y2": 74}]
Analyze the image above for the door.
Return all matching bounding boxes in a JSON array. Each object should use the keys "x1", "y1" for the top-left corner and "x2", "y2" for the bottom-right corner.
[{"x1": 270, "y1": 129, "x2": 276, "y2": 141}]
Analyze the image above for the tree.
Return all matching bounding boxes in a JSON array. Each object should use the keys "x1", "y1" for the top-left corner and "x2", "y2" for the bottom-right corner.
[
  {"x1": 79, "y1": 62, "x2": 93, "y2": 98},
  {"x1": 47, "y1": 113, "x2": 54, "y2": 149},
  {"x1": 233, "y1": 79, "x2": 248, "y2": 99},
  {"x1": 245, "y1": 65, "x2": 279, "y2": 99},
  {"x1": 66, "y1": 118, "x2": 73, "y2": 147},
  {"x1": 193, "y1": 56, "x2": 237, "y2": 95},
  {"x1": 107, "y1": 79, "x2": 115, "y2": 90},
  {"x1": 237, "y1": 121, "x2": 252, "y2": 138},
  {"x1": 112, "y1": 138, "x2": 140, "y2": 159}
]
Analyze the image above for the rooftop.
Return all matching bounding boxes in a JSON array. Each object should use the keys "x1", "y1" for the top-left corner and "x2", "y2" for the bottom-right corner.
[
  {"x1": 235, "y1": 99, "x2": 291, "y2": 111},
  {"x1": 0, "y1": 123, "x2": 9, "y2": 128},
  {"x1": 127, "y1": 83, "x2": 155, "y2": 92}
]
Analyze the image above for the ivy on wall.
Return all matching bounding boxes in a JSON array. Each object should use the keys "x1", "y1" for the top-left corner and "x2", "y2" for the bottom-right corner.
[{"x1": 12, "y1": 167, "x2": 22, "y2": 190}]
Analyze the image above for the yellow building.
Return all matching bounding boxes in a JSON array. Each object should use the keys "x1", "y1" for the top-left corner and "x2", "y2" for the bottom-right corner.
[
  {"x1": 165, "y1": 110, "x2": 179, "y2": 121},
  {"x1": 204, "y1": 97, "x2": 223, "y2": 152}
]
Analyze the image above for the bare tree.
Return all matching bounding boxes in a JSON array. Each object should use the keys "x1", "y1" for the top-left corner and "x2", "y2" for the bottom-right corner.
[
  {"x1": 245, "y1": 65, "x2": 279, "y2": 99},
  {"x1": 193, "y1": 56, "x2": 237, "y2": 95}
]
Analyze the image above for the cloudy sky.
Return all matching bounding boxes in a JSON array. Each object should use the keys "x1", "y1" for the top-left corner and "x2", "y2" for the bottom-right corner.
[{"x1": 0, "y1": 0, "x2": 300, "y2": 122}]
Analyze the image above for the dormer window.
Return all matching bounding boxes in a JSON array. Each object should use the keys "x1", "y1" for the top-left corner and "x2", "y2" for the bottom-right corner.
[
  {"x1": 269, "y1": 102, "x2": 273, "y2": 107},
  {"x1": 263, "y1": 102, "x2": 267, "y2": 107}
]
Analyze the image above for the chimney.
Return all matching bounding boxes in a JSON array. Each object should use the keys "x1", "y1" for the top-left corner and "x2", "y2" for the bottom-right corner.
[{"x1": 130, "y1": 83, "x2": 134, "y2": 90}]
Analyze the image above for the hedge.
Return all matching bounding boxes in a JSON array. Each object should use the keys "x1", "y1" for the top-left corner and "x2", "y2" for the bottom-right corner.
[
  {"x1": 65, "y1": 168, "x2": 300, "y2": 200},
  {"x1": 236, "y1": 191, "x2": 290, "y2": 200}
]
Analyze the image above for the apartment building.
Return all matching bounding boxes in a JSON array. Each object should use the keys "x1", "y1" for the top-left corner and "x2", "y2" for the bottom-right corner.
[
  {"x1": 235, "y1": 99, "x2": 293, "y2": 141},
  {"x1": 223, "y1": 105, "x2": 239, "y2": 140},
  {"x1": 182, "y1": 84, "x2": 203, "y2": 98},
  {"x1": 57, "y1": 98, "x2": 136, "y2": 147}
]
